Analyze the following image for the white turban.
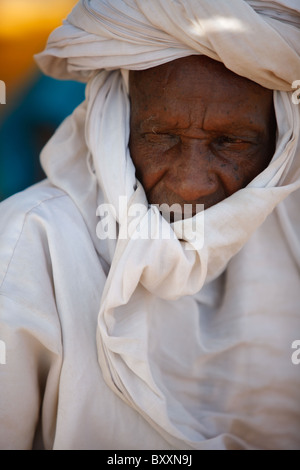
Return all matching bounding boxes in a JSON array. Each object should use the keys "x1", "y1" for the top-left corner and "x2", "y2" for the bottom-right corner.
[{"x1": 35, "y1": 0, "x2": 300, "y2": 449}]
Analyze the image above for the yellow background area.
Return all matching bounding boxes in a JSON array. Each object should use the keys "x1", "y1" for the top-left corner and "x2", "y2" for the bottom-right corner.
[{"x1": 0, "y1": 0, "x2": 77, "y2": 93}]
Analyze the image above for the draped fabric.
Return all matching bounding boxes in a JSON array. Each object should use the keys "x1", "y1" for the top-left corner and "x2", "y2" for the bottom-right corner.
[
  {"x1": 1, "y1": 0, "x2": 300, "y2": 449},
  {"x1": 36, "y1": 0, "x2": 300, "y2": 90},
  {"x1": 33, "y1": 0, "x2": 300, "y2": 449}
]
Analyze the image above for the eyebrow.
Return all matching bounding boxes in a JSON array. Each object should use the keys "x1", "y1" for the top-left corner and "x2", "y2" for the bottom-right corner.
[
  {"x1": 139, "y1": 117, "x2": 265, "y2": 138},
  {"x1": 206, "y1": 122, "x2": 265, "y2": 137}
]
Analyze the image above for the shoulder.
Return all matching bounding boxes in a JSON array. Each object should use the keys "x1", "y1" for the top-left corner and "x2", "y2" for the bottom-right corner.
[
  {"x1": 0, "y1": 180, "x2": 88, "y2": 292},
  {"x1": 0, "y1": 180, "x2": 70, "y2": 224}
]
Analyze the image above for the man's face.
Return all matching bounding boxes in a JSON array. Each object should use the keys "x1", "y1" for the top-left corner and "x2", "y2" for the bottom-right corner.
[{"x1": 129, "y1": 55, "x2": 276, "y2": 215}]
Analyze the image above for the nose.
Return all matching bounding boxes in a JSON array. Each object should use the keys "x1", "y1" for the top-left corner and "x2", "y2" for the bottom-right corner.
[{"x1": 166, "y1": 138, "x2": 220, "y2": 202}]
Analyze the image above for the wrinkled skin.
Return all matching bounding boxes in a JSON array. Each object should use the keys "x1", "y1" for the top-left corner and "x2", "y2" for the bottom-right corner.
[{"x1": 129, "y1": 55, "x2": 276, "y2": 216}]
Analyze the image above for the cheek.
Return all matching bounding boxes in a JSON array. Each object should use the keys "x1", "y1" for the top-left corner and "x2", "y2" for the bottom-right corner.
[
  {"x1": 220, "y1": 153, "x2": 270, "y2": 194},
  {"x1": 129, "y1": 137, "x2": 169, "y2": 187}
]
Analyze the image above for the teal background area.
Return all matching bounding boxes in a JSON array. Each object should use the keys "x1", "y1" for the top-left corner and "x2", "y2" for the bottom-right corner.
[{"x1": 0, "y1": 73, "x2": 85, "y2": 201}]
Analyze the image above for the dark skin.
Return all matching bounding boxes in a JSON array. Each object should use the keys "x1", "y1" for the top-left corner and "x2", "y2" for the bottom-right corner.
[{"x1": 129, "y1": 55, "x2": 276, "y2": 216}]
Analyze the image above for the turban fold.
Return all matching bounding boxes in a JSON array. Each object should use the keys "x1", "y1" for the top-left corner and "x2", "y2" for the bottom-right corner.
[
  {"x1": 35, "y1": 1, "x2": 300, "y2": 449},
  {"x1": 36, "y1": 0, "x2": 300, "y2": 90}
]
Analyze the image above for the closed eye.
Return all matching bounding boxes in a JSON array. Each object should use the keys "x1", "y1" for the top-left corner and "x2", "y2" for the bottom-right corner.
[
  {"x1": 216, "y1": 136, "x2": 245, "y2": 145},
  {"x1": 212, "y1": 136, "x2": 257, "y2": 154}
]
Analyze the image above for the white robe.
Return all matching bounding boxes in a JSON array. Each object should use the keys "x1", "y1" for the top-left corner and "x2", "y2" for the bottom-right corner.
[
  {"x1": 1, "y1": 0, "x2": 300, "y2": 450},
  {"x1": 0, "y1": 179, "x2": 300, "y2": 450}
]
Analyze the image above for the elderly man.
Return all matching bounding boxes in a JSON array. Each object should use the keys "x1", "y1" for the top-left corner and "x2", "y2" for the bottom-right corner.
[{"x1": 0, "y1": 0, "x2": 300, "y2": 450}]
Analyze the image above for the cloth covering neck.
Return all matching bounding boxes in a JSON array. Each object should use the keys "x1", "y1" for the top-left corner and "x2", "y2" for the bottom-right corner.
[{"x1": 35, "y1": 0, "x2": 300, "y2": 448}]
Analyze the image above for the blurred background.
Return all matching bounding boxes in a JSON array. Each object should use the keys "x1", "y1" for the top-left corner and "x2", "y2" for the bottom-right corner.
[{"x1": 0, "y1": 0, "x2": 85, "y2": 201}]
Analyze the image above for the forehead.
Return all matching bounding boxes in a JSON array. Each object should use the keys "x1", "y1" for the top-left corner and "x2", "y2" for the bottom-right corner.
[{"x1": 129, "y1": 56, "x2": 274, "y2": 130}]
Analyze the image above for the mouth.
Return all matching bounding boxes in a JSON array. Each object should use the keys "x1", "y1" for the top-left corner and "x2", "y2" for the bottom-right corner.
[
  {"x1": 146, "y1": 187, "x2": 226, "y2": 221},
  {"x1": 144, "y1": 176, "x2": 228, "y2": 217}
]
